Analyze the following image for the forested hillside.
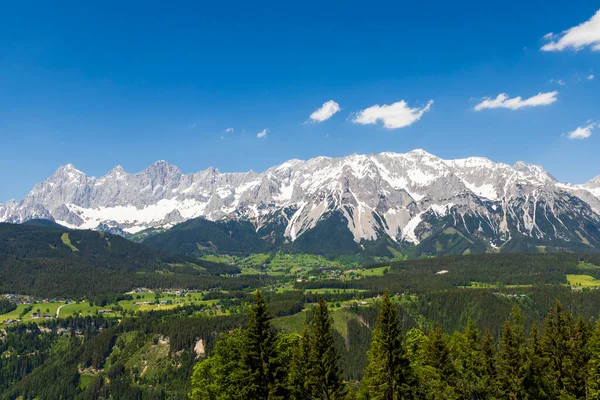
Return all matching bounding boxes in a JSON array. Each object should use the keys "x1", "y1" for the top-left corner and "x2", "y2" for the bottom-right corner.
[
  {"x1": 0, "y1": 223, "x2": 246, "y2": 298},
  {"x1": 192, "y1": 292, "x2": 600, "y2": 399},
  {"x1": 4, "y1": 225, "x2": 600, "y2": 398}
]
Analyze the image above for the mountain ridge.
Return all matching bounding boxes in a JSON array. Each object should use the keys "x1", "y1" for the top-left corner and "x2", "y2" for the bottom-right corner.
[{"x1": 2, "y1": 150, "x2": 600, "y2": 255}]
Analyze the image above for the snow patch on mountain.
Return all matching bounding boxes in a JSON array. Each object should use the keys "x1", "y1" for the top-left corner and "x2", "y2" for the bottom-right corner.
[{"x1": 2, "y1": 150, "x2": 600, "y2": 249}]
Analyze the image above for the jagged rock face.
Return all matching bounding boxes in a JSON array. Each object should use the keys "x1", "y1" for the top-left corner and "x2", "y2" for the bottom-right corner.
[{"x1": 1, "y1": 150, "x2": 600, "y2": 250}]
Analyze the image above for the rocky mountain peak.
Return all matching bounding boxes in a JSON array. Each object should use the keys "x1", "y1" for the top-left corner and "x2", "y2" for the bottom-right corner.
[
  {"x1": 585, "y1": 175, "x2": 600, "y2": 189},
  {"x1": 52, "y1": 164, "x2": 85, "y2": 178},
  {"x1": 512, "y1": 161, "x2": 556, "y2": 182},
  {"x1": 2, "y1": 150, "x2": 600, "y2": 252},
  {"x1": 146, "y1": 160, "x2": 178, "y2": 172},
  {"x1": 110, "y1": 165, "x2": 126, "y2": 174}
]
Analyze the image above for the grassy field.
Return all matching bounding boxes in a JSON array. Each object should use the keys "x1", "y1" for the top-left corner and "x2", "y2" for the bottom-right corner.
[
  {"x1": 0, "y1": 302, "x2": 64, "y2": 326},
  {"x1": 0, "y1": 304, "x2": 34, "y2": 322},
  {"x1": 59, "y1": 302, "x2": 106, "y2": 317},
  {"x1": 61, "y1": 232, "x2": 79, "y2": 252},
  {"x1": 460, "y1": 282, "x2": 534, "y2": 289},
  {"x1": 353, "y1": 266, "x2": 390, "y2": 277},
  {"x1": 200, "y1": 254, "x2": 234, "y2": 264},
  {"x1": 272, "y1": 309, "x2": 310, "y2": 334},
  {"x1": 567, "y1": 274, "x2": 600, "y2": 288},
  {"x1": 273, "y1": 305, "x2": 369, "y2": 339},
  {"x1": 0, "y1": 291, "x2": 222, "y2": 326}
]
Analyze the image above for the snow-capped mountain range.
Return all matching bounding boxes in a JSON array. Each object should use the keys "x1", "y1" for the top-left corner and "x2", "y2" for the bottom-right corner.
[{"x1": 2, "y1": 150, "x2": 600, "y2": 252}]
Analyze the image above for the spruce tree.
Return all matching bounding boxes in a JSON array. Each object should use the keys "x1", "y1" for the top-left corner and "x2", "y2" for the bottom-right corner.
[
  {"x1": 570, "y1": 316, "x2": 590, "y2": 397},
  {"x1": 418, "y1": 324, "x2": 458, "y2": 399},
  {"x1": 523, "y1": 323, "x2": 550, "y2": 399},
  {"x1": 479, "y1": 328, "x2": 497, "y2": 398},
  {"x1": 587, "y1": 320, "x2": 600, "y2": 399},
  {"x1": 453, "y1": 317, "x2": 493, "y2": 399},
  {"x1": 480, "y1": 328, "x2": 496, "y2": 380},
  {"x1": 424, "y1": 325, "x2": 454, "y2": 381},
  {"x1": 237, "y1": 290, "x2": 280, "y2": 400},
  {"x1": 363, "y1": 290, "x2": 412, "y2": 400},
  {"x1": 464, "y1": 317, "x2": 479, "y2": 349},
  {"x1": 541, "y1": 300, "x2": 576, "y2": 397},
  {"x1": 289, "y1": 325, "x2": 312, "y2": 400},
  {"x1": 496, "y1": 306, "x2": 527, "y2": 399},
  {"x1": 309, "y1": 298, "x2": 347, "y2": 400}
]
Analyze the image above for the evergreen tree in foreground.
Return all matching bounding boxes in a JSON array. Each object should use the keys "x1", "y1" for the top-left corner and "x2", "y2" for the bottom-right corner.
[
  {"x1": 523, "y1": 323, "x2": 549, "y2": 399},
  {"x1": 587, "y1": 320, "x2": 600, "y2": 399},
  {"x1": 363, "y1": 290, "x2": 412, "y2": 400},
  {"x1": 188, "y1": 297, "x2": 600, "y2": 400},
  {"x1": 238, "y1": 290, "x2": 281, "y2": 400},
  {"x1": 479, "y1": 328, "x2": 498, "y2": 398},
  {"x1": 288, "y1": 324, "x2": 312, "y2": 400},
  {"x1": 541, "y1": 300, "x2": 580, "y2": 398},
  {"x1": 309, "y1": 298, "x2": 347, "y2": 400},
  {"x1": 496, "y1": 306, "x2": 527, "y2": 399}
]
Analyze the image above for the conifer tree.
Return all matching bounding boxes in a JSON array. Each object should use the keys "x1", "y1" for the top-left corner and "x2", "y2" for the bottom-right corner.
[
  {"x1": 480, "y1": 328, "x2": 496, "y2": 380},
  {"x1": 419, "y1": 324, "x2": 457, "y2": 399},
  {"x1": 464, "y1": 317, "x2": 479, "y2": 350},
  {"x1": 424, "y1": 325, "x2": 454, "y2": 380},
  {"x1": 570, "y1": 316, "x2": 590, "y2": 397},
  {"x1": 587, "y1": 320, "x2": 600, "y2": 399},
  {"x1": 523, "y1": 323, "x2": 550, "y2": 399},
  {"x1": 496, "y1": 306, "x2": 527, "y2": 399},
  {"x1": 453, "y1": 317, "x2": 494, "y2": 399},
  {"x1": 541, "y1": 300, "x2": 577, "y2": 397},
  {"x1": 309, "y1": 298, "x2": 347, "y2": 400},
  {"x1": 289, "y1": 325, "x2": 312, "y2": 400},
  {"x1": 363, "y1": 290, "x2": 412, "y2": 400},
  {"x1": 237, "y1": 290, "x2": 281, "y2": 400},
  {"x1": 478, "y1": 328, "x2": 497, "y2": 398}
]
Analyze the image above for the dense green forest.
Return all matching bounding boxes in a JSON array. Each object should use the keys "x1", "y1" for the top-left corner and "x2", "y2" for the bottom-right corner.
[
  {"x1": 3, "y1": 223, "x2": 600, "y2": 398},
  {"x1": 0, "y1": 223, "x2": 265, "y2": 298},
  {"x1": 3, "y1": 287, "x2": 600, "y2": 399},
  {"x1": 191, "y1": 291, "x2": 600, "y2": 400}
]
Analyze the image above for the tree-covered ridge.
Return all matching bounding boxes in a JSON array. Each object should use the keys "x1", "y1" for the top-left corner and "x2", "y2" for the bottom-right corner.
[
  {"x1": 0, "y1": 223, "x2": 251, "y2": 298},
  {"x1": 192, "y1": 292, "x2": 600, "y2": 400},
  {"x1": 0, "y1": 222, "x2": 223, "y2": 274}
]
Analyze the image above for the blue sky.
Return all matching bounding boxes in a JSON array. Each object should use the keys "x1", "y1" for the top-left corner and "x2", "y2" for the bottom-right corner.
[{"x1": 1, "y1": 0, "x2": 599, "y2": 201}]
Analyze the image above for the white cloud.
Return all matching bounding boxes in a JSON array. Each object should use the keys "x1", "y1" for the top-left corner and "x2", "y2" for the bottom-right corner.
[
  {"x1": 256, "y1": 129, "x2": 268, "y2": 139},
  {"x1": 474, "y1": 91, "x2": 558, "y2": 111},
  {"x1": 353, "y1": 100, "x2": 433, "y2": 129},
  {"x1": 588, "y1": 74, "x2": 595, "y2": 80},
  {"x1": 567, "y1": 122, "x2": 597, "y2": 140},
  {"x1": 541, "y1": 9, "x2": 600, "y2": 51},
  {"x1": 225, "y1": 127, "x2": 234, "y2": 133},
  {"x1": 309, "y1": 100, "x2": 341, "y2": 123}
]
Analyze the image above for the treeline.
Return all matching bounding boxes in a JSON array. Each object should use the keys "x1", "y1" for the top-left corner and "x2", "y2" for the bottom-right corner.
[{"x1": 191, "y1": 291, "x2": 600, "y2": 399}]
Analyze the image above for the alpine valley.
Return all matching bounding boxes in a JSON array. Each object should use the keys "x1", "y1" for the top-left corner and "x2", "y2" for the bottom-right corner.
[{"x1": 2, "y1": 149, "x2": 600, "y2": 257}]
